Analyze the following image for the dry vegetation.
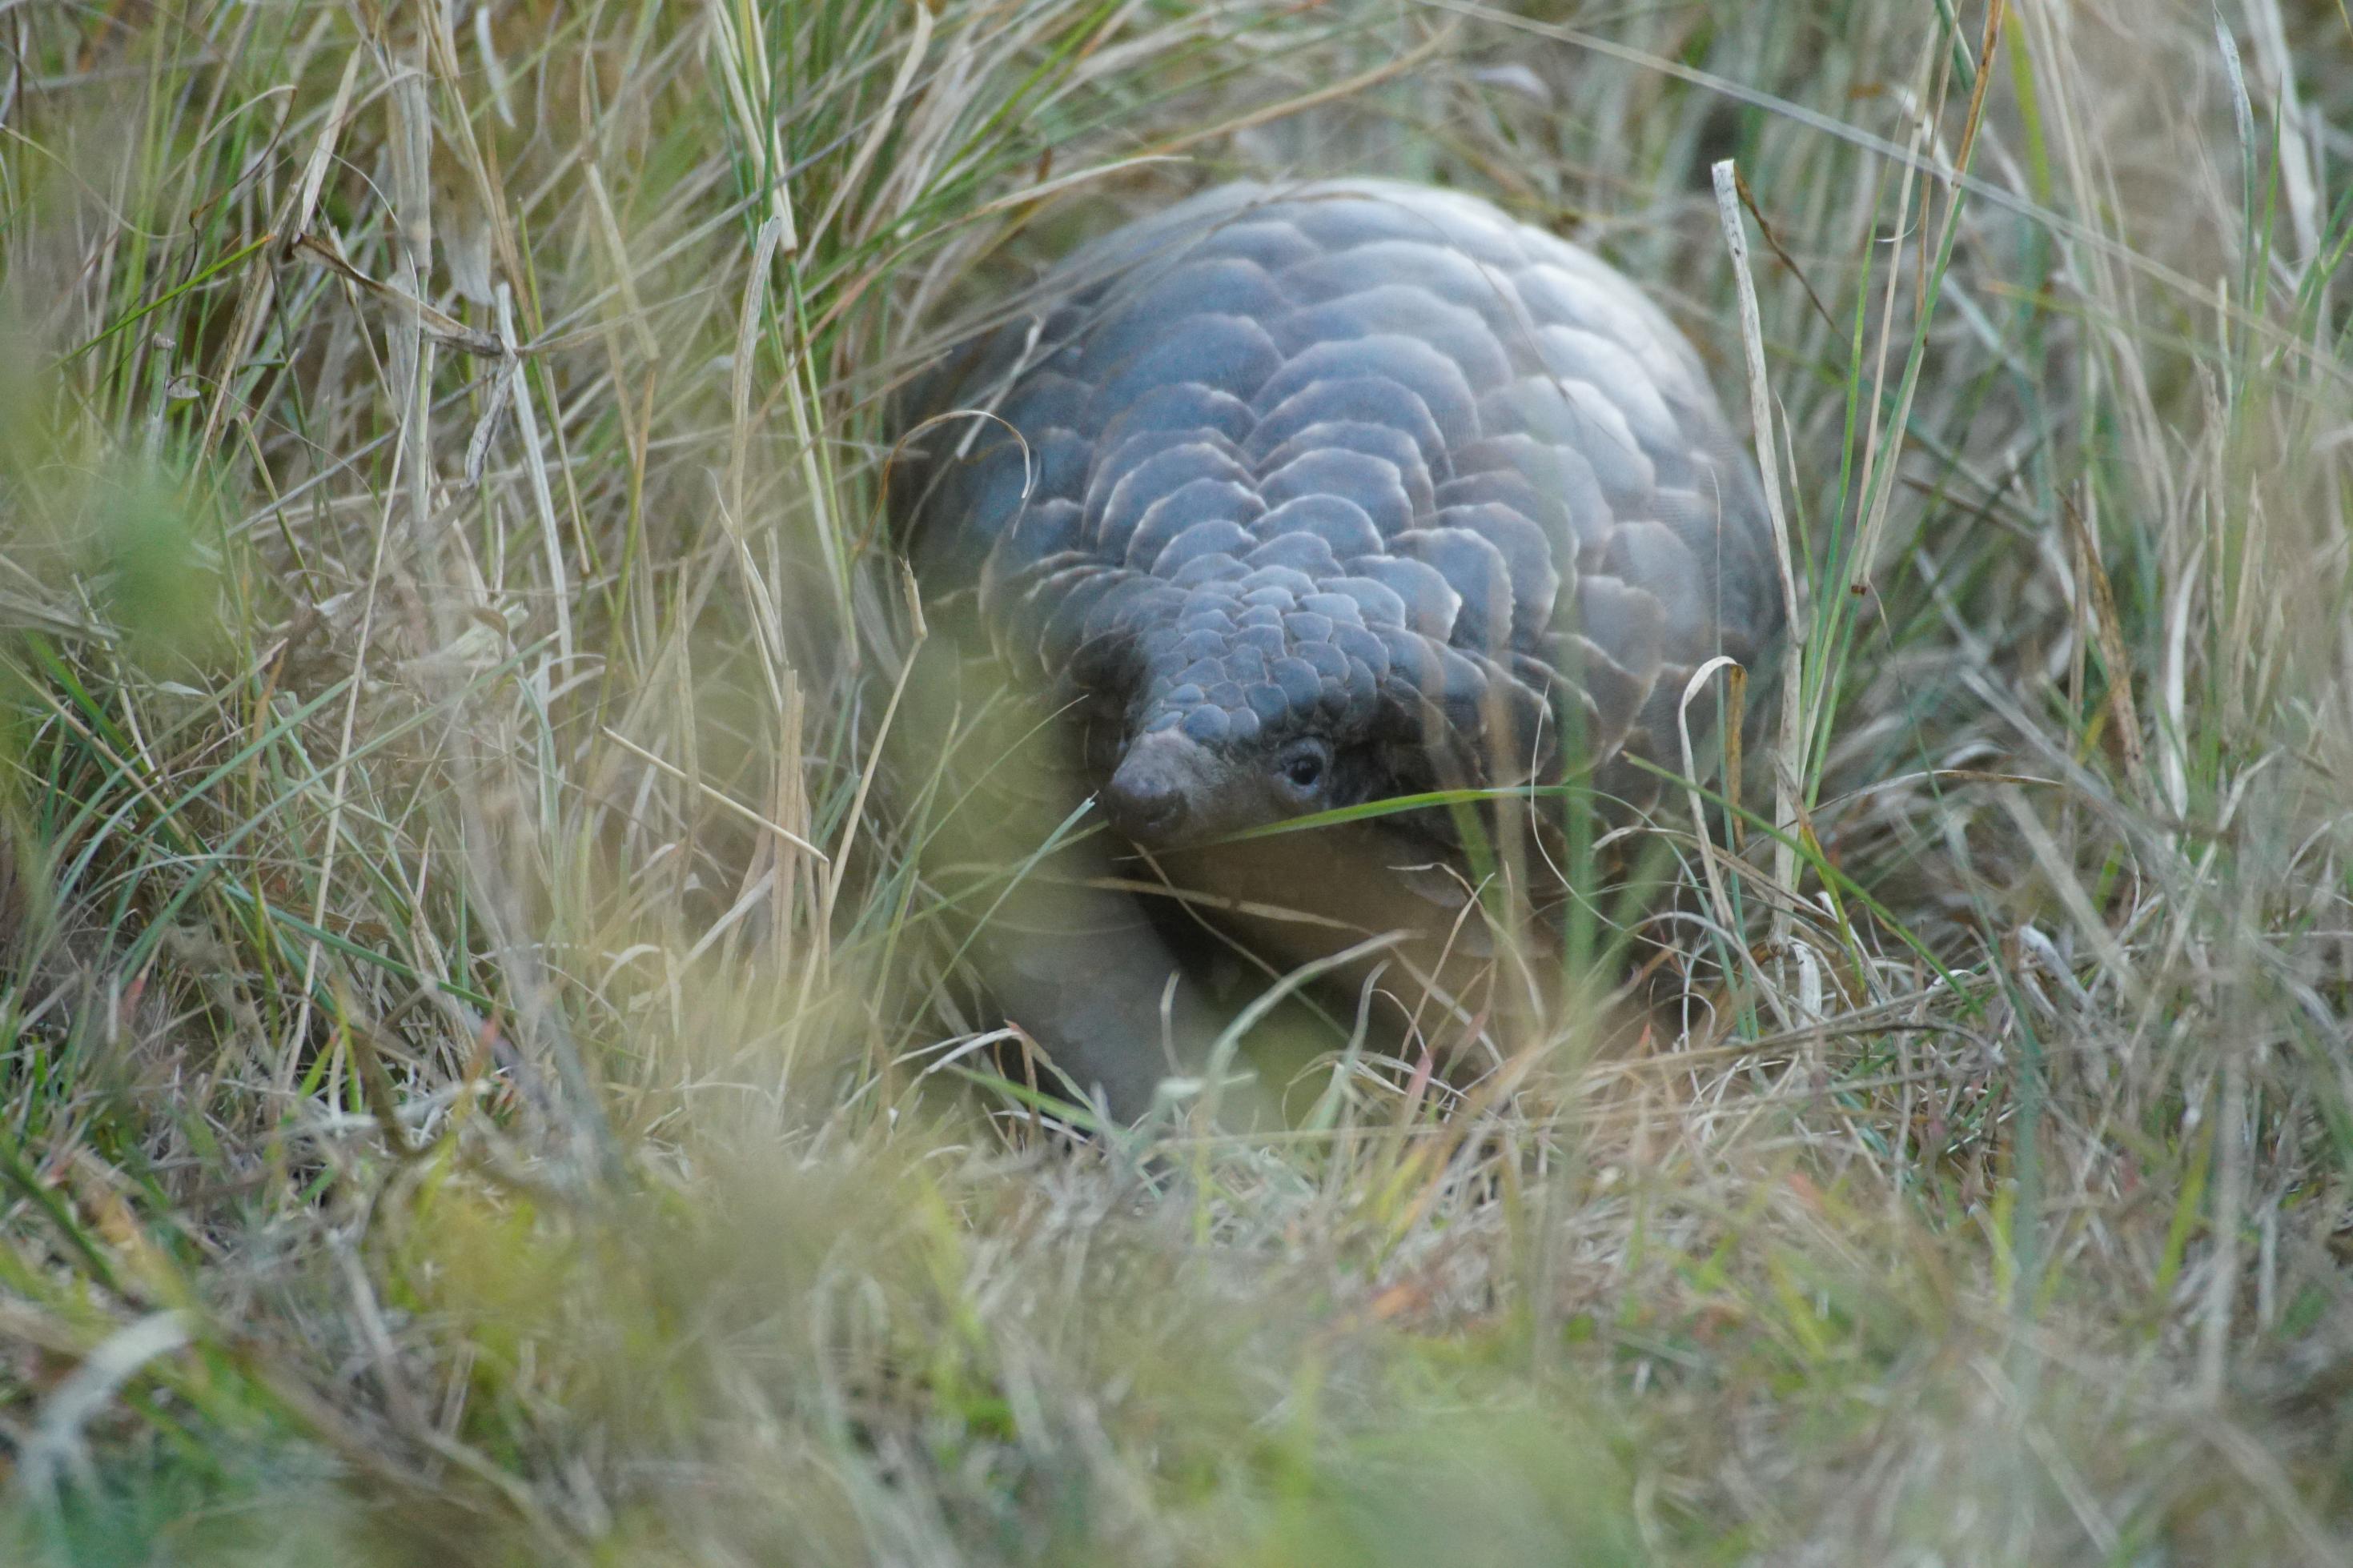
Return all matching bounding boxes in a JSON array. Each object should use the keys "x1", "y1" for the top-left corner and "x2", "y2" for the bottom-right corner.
[{"x1": 2, "y1": 0, "x2": 2351, "y2": 1562}]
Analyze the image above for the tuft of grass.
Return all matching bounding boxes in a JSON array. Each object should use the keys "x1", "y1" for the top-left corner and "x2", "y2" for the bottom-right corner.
[{"x1": 2, "y1": 0, "x2": 2351, "y2": 1562}]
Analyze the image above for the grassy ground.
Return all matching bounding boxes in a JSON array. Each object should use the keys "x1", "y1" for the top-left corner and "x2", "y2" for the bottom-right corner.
[{"x1": 2, "y1": 0, "x2": 2351, "y2": 1562}]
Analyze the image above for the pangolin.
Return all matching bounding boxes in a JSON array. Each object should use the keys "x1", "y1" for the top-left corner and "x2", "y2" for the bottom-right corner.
[{"x1": 891, "y1": 178, "x2": 1781, "y2": 1119}]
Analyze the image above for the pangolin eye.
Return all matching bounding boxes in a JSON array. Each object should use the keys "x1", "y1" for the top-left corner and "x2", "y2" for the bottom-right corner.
[{"x1": 1279, "y1": 740, "x2": 1331, "y2": 792}]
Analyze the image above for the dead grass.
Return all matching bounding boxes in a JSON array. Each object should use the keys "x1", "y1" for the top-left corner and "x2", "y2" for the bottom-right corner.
[{"x1": 2, "y1": 0, "x2": 2351, "y2": 1562}]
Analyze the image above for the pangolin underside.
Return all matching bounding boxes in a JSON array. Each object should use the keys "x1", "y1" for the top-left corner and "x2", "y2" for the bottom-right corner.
[{"x1": 892, "y1": 178, "x2": 1782, "y2": 1119}]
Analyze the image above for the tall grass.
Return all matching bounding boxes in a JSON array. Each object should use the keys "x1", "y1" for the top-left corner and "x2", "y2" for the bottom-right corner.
[{"x1": 1, "y1": 1, "x2": 2349, "y2": 1562}]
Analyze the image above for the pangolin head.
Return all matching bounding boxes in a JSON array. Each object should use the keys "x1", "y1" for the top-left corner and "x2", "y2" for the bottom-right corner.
[
  {"x1": 1078, "y1": 566, "x2": 1540, "y2": 849},
  {"x1": 1066, "y1": 567, "x2": 1389, "y2": 847}
]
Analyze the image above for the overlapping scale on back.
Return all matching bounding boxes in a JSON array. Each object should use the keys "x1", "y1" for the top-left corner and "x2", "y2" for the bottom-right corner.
[{"x1": 897, "y1": 178, "x2": 1782, "y2": 810}]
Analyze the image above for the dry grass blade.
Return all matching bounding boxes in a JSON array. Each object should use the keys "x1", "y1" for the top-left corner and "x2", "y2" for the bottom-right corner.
[{"x1": 1713, "y1": 157, "x2": 1805, "y2": 952}]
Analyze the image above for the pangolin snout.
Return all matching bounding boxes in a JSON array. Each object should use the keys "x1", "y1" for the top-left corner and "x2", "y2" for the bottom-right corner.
[{"x1": 1101, "y1": 730, "x2": 1222, "y2": 846}]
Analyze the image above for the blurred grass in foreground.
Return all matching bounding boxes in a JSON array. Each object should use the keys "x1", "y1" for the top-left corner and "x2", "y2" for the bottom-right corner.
[{"x1": 2, "y1": 0, "x2": 2351, "y2": 1562}]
